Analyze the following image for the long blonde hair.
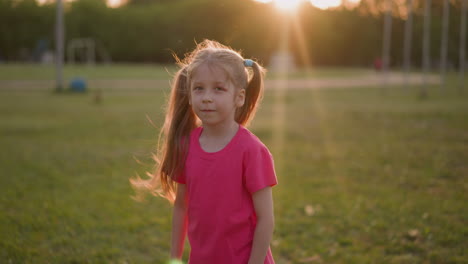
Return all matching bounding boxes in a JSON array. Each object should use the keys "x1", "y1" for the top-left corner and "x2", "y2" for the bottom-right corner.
[{"x1": 130, "y1": 40, "x2": 265, "y2": 203}]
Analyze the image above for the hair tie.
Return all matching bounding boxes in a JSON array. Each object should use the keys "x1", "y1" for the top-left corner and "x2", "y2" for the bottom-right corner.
[{"x1": 244, "y1": 59, "x2": 254, "y2": 67}]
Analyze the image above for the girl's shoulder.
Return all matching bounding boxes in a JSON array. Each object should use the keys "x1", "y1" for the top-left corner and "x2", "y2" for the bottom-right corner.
[
  {"x1": 239, "y1": 127, "x2": 275, "y2": 168},
  {"x1": 238, "y1": 126, "x2": 270, "y2": 152}
]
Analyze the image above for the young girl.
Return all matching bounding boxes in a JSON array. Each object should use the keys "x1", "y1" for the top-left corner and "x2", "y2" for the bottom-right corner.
[{"x1": 131, "y1": 40, "x2": 277, "y2": 264}]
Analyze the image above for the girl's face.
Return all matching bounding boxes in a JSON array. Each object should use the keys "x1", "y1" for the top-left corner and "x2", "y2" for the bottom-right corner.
[{"x1": 189, "y1": 64, "x2": 245, "y2": 128}]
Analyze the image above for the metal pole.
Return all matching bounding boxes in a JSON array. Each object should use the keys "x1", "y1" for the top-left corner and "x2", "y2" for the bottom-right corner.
[
  {"x1": 90, "y1": 39, "x2": 96, "y2": 65},
  {"x1": 55, "y1": 0, "x2": 64, "y2": 92},
  {"x1": 440, "y1": 0, "x2": 449, "y2": 90},
  {"x1": 421, "y1": 0, "x2": 431, "y2": 98},
  {"x1": 460, "y1": 0, "x2": 467, "y2": 93},
  {"x1": 403, "y1": 0, "x2": 413, "y2": 89},
  {"x1": 382, "y1": 0, "x2": 392, "y2": 90}
]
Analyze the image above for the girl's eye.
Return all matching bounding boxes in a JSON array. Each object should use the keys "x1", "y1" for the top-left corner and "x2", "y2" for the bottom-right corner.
[
  {"x1": 215, "y1": 87, "x2": 224, "y2": 91},
  {"x1": 193, "y1": 86, "x2": 203, "y2": 91}
]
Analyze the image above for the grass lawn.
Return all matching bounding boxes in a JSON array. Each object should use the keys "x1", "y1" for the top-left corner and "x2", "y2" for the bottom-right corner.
[{"x1": 0, "y1": 66, "x2": 467, "y2": 263}]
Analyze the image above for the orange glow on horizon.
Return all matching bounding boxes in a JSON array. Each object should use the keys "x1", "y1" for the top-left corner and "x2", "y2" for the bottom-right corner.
[
  {"x1": 273, "y1": 0, "x2": 303, "y2": 12},
  {"x1": 254, "y1": 0, "x2": 361, "y2": 10},
  {"x1": 37, "y1": 0, "x2": 362, "y2": 10}
]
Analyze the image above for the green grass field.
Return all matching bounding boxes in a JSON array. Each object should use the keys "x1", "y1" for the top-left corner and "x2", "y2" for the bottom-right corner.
[{"x1": 0, "y1": 65, "x2": 467, "y2": 263}]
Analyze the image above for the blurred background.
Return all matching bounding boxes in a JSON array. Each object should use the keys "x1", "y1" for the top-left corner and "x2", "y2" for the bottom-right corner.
[
  {"x1": 0, "y1": 0, "x2": 467, "y2": 263},
  {"x1": 0, "y1": 0, "x2": 465, "y2": 67}
]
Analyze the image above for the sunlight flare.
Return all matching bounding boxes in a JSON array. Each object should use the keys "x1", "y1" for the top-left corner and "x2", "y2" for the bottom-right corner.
[
  {"x1": 273, "y1": 0, "x2": 303, "y2": 12},
  {"x1": 107, "y1": 0, "x2": 124, "y2": 8},
  {"x1": 253, "y1": 0, "x2": 302, "y2": 12},
  {"x1": 254, "y1": 0, "x2": 361, "y2": 10},
  {"x1": 309, "y1": 0, "x2": 341, "y2": 10}
]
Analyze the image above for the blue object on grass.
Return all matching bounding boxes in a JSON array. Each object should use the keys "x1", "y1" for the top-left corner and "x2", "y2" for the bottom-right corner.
[{"x1": 69, "y1": 77, "x2": 87, "y2": 92}]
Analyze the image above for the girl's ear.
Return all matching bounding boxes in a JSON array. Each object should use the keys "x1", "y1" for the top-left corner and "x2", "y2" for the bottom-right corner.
[{"x1": 236, "y1": 89, "x2": 246, "y2": 108}]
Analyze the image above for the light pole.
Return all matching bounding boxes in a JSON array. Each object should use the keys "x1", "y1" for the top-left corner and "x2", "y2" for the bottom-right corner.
[
  {"x1": 382, "y1": 0, "x2": 392, "y2": 91},
  {"x1": 403, "y1": 0, "x2": 413, "y2": 89},
  {"x1": 459, "y1": 0, "x2": 467, "y2": 93},
  {"x1": 55, "y1": 0, "x2": 65, "y2": 92},
  {"x1": 421, "y1": 0, "x2": 431, "y2": 99},
  {"x1": 440, "y1": 0, "x2": 449, "y2": 90}
]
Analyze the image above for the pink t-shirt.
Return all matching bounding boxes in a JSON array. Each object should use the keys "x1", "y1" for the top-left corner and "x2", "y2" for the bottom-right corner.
[{"x1": 174, "y1": 125, "x2": 277, "y2": 264}]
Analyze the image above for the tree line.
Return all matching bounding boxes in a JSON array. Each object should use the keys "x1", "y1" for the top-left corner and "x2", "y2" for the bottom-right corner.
[{"x1": 0, "y1": 0, "x2": 465, "y2": 68}]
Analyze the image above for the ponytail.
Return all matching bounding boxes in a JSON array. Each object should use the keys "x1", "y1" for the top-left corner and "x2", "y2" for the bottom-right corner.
[
  {"x1": 130, "y1": 66, "x2": 198, "y2": 203},
  {"x1": 236, "y1": 61, "x2": 265, "y2": 127}
]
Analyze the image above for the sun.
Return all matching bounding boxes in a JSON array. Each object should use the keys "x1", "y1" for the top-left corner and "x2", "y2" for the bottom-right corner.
[
  {"x1": 107, "y1": 0, "x2": 125, "y2": 8},
  {"x1": 254, "y1": 0, "x2": 303, "y2": 12},
  {"x1": 273, "y1": 0, "x2": 303, "y2": 12},
  {"x1": 254, "y1": 0, "x2": 362, "y2": 11},
  {"x1": 309, "y1": 0, "x2": 341, "y2": 9}
]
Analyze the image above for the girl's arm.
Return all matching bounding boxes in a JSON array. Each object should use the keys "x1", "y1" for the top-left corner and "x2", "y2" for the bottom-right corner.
[
  {"x1": 248, "y1": 187, "x2": 275, "y2": 264},
  {"x1": 170, "y1": 183, "x2": 188, "y2": 259}
]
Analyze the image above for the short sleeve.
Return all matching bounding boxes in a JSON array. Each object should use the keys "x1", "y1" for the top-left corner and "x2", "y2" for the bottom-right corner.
[
  {"x1": 243, "y1": 144, "x2": 277, "y2": 194},
  {"x1": 173, "y1": 170, "x2": 186, "y2": 184}
]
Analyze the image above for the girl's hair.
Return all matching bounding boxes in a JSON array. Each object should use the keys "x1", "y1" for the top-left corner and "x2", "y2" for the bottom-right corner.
[{"x1": 130, "y1": 40, "x2": 265, "y2": 203}]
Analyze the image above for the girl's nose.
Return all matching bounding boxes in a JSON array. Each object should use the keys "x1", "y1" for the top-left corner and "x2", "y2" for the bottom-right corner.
[{"x1": 202, "y1": 93, "x2": 212, "y2": 103}]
